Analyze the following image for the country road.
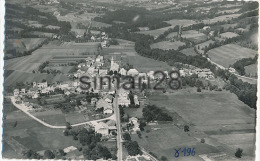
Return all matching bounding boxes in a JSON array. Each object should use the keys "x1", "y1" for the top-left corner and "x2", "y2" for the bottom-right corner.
[
  {"x1": 10, "y1": 96, "x2": 115, "y2": 129},
  {"x1": 206, "y1": 57, "x2": 257, "y2": 83},
  {"x1": 114, "y1": 94, "x2": 123, "y2": 161}
]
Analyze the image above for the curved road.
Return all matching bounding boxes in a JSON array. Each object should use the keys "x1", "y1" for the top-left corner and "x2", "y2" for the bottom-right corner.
[
  {"x1": 10, "y1": 96, "x2": 115, "y2": 129},
  {"x1": 206, "y1": 57, "x2": 257, "y2": 82}
]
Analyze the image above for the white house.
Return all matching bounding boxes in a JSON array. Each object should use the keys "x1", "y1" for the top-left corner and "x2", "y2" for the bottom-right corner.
[
  {"x1": 110, "y1": 57, "x2": 119, "y2": 72},
  {"x1": 127, "y1": 69, "x2": 139, "y2": 77},
  {"x1": 91, "y1": 36, "x2": 96, "y2": 41},
  {"x1": 13, "y1": 89, "x2": 19, "y2": 97},
  {"x1": 35, "y1": 82, "x2": 48, "y2": 89},
  {"x1": 119, "y1": 68, "x2": 127, "y2": 76},
  {"x1": 95, "y1": 122, "x2": 109, "y2": 136},
  {"x1": 104, "y1": 94, "x2": 113, "y2": 103},
  {"x1": 118, "y1": 89, "x2": 131, "y2": 106},
  {"x1": 96, "y1": 99, "x2": 113, "y2": 114},
  {"x1": 147, "y1": 71, "x2": 154, "y2": 80}
]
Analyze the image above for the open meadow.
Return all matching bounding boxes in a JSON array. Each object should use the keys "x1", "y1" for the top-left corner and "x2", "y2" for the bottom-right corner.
[
  {"x1": 180, "y1": 47, "x2": 198, "y2": 56},
  {"x1": 207, "y1": 44, "x2": 257, "y2": 68},
  {"x1": 136, "y1": 26, "x2": 173, "y2": 37},
  {"x1": 165, "y1": 19, "x2": 197, "y2": 27},
  {"x1": 181, "y1": 30, "x2": 208, "y2": 44},
  {"x1": 5, "y1": 38, "x2": 47, "y2": 53},
  {"x1": 150, "y1": 41, "x2": 185, "y2": 50},
  {"x1": 132, "y1": 90, "x2": 256, "y2": 160},
  {"x1": 132, "y1": 91, "x2": 255, "y2": 161},
  {"x1": 244, "y1": 63, "x2": 257, "y2": 77},
  {"x1": 2, "y1": 109, "x2": 80, "y2": 158},
  {"x1": 202, "y1": 14, "x2": 241, "y2": 24}
]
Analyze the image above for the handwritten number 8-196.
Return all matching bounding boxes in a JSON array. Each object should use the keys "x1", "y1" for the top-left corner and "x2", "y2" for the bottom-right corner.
[{"x1": 174, "y1": 147, "x2": 195, "y2": 158}]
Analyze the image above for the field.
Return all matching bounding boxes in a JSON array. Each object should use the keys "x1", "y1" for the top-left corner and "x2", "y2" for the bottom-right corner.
[
  {"x1": 166, "y1": 32, "x2": 177, "y2": 39},
  {"x1": 136, "y1": 19, "x2": 197, "y2": 37},
  {"x1": 180, "y1": 47, "x2": 198, "y2": 56},
  {"x1": 100, "y1": 39, "x2": 172, "y2": 72},
  {"x1": 4, "y1": 71, "x2": 69, "y2": 87},
  {"x1": 220, "y1": 23, "x2": 238, "y2": 31},
  {"x1": 5, "y1": 38, "x2": 46, "y2": 52},
  {"x1": 136, "y1": 26, "x2": 173, "y2": 37},
  {"x1": 165, "y1": 19, "x2": 197, "y2": 27},
  {"x1": 134, "y1": 90, "x2": 256, "y2": 161},
  {"x1": 220, "y1": 32, "x2": 239, "y2": 39},
  {"x1": 217, "y1": 8, "x2": 240, "y2": 14},
  {"x1": 196, "y1": 40, "x2": 215, "y2": 50},
  {"x1": 207, "y1": 44, "x2": 257, "y2": 68},
  {"x1": 4, "y1": 41, "x2": 99, "y2": 73},
  {"x1": 127, "y1": 55, "x2": 172, "y2": 73},
  {"x1": 244, "y1": 63, "x2": 257, "y2": 77},
  {"x1": 150, "y1": 41, "x2": 185, "y2": 50},
  {"x1": 179, "y1": 30, "x2": 208, "y2": 44},
  {"x1": 44, "y1": 66, "x2": 75, "y2": 73},
  {"x1": 3, "y1": 109, "x2": 80, "y2": 158},
  {"x1": 195, "y1": 40, "x2": 215, "y2": 54},
  {"x1": 202, "y1": 14, "x2": 241, "y2": 24}
]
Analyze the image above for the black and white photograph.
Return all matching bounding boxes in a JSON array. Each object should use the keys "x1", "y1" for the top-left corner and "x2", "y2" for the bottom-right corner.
[{"x1": 0, "y1": 0, "x2": 259, "y2": 160}]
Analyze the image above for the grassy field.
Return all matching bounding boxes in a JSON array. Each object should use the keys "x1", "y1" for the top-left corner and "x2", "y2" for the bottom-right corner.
[
  {"x1": 3, "y1": 110, "x2": 79, "y2": 158},
  {"x1": 44, "y1": 66, "x2": 75, "y2": 73},
  {"x1": 165, "y1": 19, "x2": 197, "y2": 27},
  {"x1": 202, "y1": 14, "x2": 241, "y2": 24},
  {"x1": 181, "y1": 30, "x2": 207, "y2": 44},
  {"x1": 134, "y1": 90, "x2": 256, "y2": 160},
  {"x1": 244, "y1": 63, "x2": 257, "y2": 77},
  {"x1": 220, "y1": 32, "x2": 239, "y2": 39},
  {"x1": 136, "y1": 26, "x2": 173, "y2": 37},
  {"x1": 195, "y1": 40, "x2": 215, "y2": 54},
  {"x1": 220, "y1": 23, "x2": 238, "y2": 31},
  {"x1": 196, "y1": 40, "x2": 214, "y2": 50},
  {"x1": 150, "y1": 41, "x2": 185, "y2": 50},
  {"x1": 207, "y1": 44, "x2": 257, "y2": 68},
  {"x1": 101, "y1": 39, "x2": 172, "y2": 72},
  {"x1": 4, "y1": 41, "x2": 99, "y2": 73},
  {"x1": 5, "y1": 38, "x2": 46, "y2": 52},
  {"x1": 4, "y1": 71, "x2": 69, "y2": 87},
  {"x1": 166, "y1": 32, "x2": 177, "y2": 38},
  {"x1": 136, "y1": 19, "x2": 197, "y2": 37},
  {"x1": 127, "y1": 55, "x2": 172, "y2": 73},
  {"x1": 180, "y1": 47, "x2": 198, "y2": 56}
]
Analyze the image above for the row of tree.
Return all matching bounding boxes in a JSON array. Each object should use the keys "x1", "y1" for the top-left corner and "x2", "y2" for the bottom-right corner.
[{"x1": 232, "y1": 55, "x2": 258, "y2": 76}]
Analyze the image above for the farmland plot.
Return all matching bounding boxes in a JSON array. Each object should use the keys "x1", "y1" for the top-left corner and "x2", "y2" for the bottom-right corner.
[
  {"x1": 207, "y1": 44, "x2": 257, "y2": 68},
  {"x1": 144, "y1": 91, "x2": 255, "y2": 160},
  {"x1": 180, "y1": 47, "x2": 198, "y2": 56},
  {"x1": 202, "y1": 14, "x2": 241, "y2": 24},
  {"x1": 150, "y1": 41, "x2": 185, "y2": 50}
]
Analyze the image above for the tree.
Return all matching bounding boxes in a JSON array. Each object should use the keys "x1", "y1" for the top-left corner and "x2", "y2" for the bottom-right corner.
[
  {"x1": 161, "y1": 156, "x2": 168, "y2": 161},
  {"x1": 13, "y1": 121, "x2": 18, "y2": 128},
  {"x1": 125, "y1": 141, "x2": 142, "y2": 156},
  {"x1": 123, "y1": 133, "x2": 131, "y2": 141},
  {"x1": 66, "y1": 122, "x2": 72, "y2": 130},
  {"x1": 184, "y1": 125, "x2": 189, "y2": 132},
  {"x1": 58, "y1": 149, "x2": 65, "y2": 156},
  {"x1": 44, "y1": 150, "x2": 55, "y2": 159},
  {"x1": 235, "y1": 148, "x2": 243, "y2": 158},
  {"x1": 108, "y1": 70, "x2": 113, "y2": 75}
]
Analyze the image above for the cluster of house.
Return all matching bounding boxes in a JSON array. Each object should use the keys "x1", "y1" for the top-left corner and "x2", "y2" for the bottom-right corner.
[
  {"x1": 91, "y1": 120, "x2": 117, "y2": 138},
  {"x1": 128, "y1": 117, "x2": 140, "y2": 134},
  {"x1": 13, "y1": 80, "x2": 81, "y2": 100},
  {"x1": 179, "y1": 64, "x2": 214, "y2": 79}
]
